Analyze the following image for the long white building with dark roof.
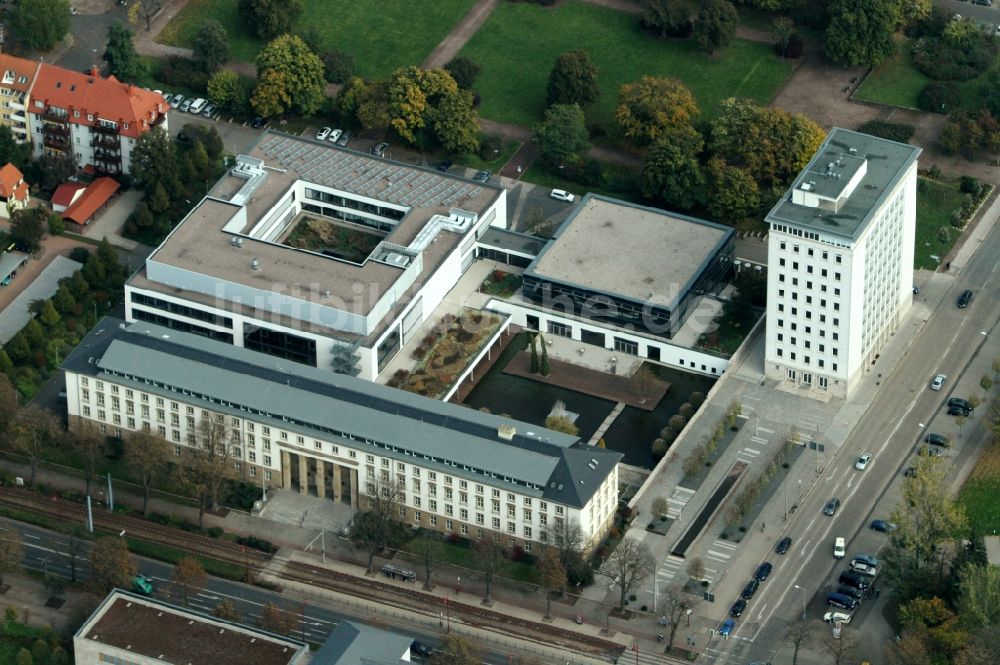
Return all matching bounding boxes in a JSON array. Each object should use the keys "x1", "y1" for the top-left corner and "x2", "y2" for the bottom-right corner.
[{"x1": 63, "y1": 319, "x2": 621, "y2": 552}]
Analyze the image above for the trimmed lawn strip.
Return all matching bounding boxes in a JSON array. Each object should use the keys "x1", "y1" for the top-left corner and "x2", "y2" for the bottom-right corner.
[
  {"x1": 854, "y1": 40, "x2": 928, "y2": 110},
  {"x1": 124, "y1": 537, "x2": 248, "y2": 580},
  {"x1": 159, "y1": 0, "x2": 477, "y2": 80},
  {"x1": 459, "y1": 0, "x2": 793, "y2": 129},
  {"x1": 915, "y1": 177, "x2": 967, "y2": 270}
]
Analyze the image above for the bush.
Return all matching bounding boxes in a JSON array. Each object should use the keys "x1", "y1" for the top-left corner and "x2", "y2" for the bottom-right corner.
[
  {"x1": 69, "y1": 247, "x2": 91, "y2": 263},
  {"x1": 917, "y1": 81, "x2": 962, "y2": 113},
  {"x1": 159, "y1": 56, "x2": 210, "y2": 93},
  {"x1": 911, "y1": 35, "x2": 996, "y2": 82},
  {"x1": 960, "y1": 175, "x2": 982, "y2": 195},
  {"x1": 858, "y1": 120, "x2": 915, "y2": 144}
]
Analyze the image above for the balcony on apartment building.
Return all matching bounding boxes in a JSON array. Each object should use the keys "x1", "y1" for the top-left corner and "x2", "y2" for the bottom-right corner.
[
  {"x1": 91, "y1": 133, "x2": 120, "y2": 149},
  {"x1": 41, "y1": 107, "x2": 69, "y2": 123},
  {"x1": 91, "y1": 121, "x2": 119, "y2": 136}
]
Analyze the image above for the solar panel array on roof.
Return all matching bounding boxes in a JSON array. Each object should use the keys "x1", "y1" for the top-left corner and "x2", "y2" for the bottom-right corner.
[{"x1": 258, "y1": 135, "x2": 484, "y2": 210}]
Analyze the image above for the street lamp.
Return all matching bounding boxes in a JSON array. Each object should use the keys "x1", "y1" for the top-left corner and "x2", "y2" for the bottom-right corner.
[{"x1": 793, "y1": 584, "x2": 807, "y2": 620}]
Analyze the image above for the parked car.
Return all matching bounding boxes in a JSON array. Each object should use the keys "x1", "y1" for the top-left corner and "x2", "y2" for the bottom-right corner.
[
  {"x1": 824, "y1": 611, "x2": 852, "y2": 624},
  {"x1": 852, "y1": 553, "x2": 879, "y2": 568},
  {"x1": 776, "y1": 536, "x2": 792, "y2": 555},
  {"x1": 850, "y1": 561, "x2": 878, "y2": 576},
  {"x1": 870, "y1": 519, "x2": 897, "y2": 533},
  {"x1": 336, "y1": 129, "x2": 352, "y2": 146},
  {"x1": 948, "y1": 404, "x2": 971, "y2": 417},
  {"x1": 201, "y1": 103, "x2": 216, "y2": 118},
  {"x1": 371, "y1": 142, "x2": 389, "y2": 157},
  {"x1": 855, "y1": 453, "x2": 872, "y2": 470},
  {"x1": 179, "y1": 98, "x2": 193, "y2": 113},
  {"x1": 473, "y1": 170, "x2": 492, "y2": 183},
  {"x1": 550, "y1": 188, "x2": 575, "y2": 202},
  {"x1": 925, "y1": 433, "x2": 950, "y2": 447},
  {"x1": 826, "y1": 592, "x2": 857, "y2": 610},
  {"x1": 329, "y1": 129, "x2": 343, "y2": 143},
  {"x1": 948, "y1": 397, "x2": 972, "y2": 412},
  {"x1": 719, "y1": 618, "x2": 736, "y2": 637},
  {"x1": 823, "y1": 498, "x2": 841, "y2": 516},
  {"x1": 837, "y1": 585, "x2": 865, "y2": 603},
  {"x1": 250, "y1": 116, "x2": 266, "y2": 129},
  {"x1": 316, "y1": 126, "x2": 332, "y2": 141},
  {"x1": 436, "y1": 159, "x2": 453, "y2": 172},
  {"x1": 957, "y1": 289, "x2": 974, "y2": 308},
  {"x1": 753, "y1": 562, "x2": 773, "y2": 582},
  {"x1": 729, "y1": 599, "x2": 746, "y2": 618},
  {"x1": 410, "y1": 641, "x2": 433, "y2": 658},
  {"x1": 839, "y1": 571, "x2": 871, "y2": 591},
  {"x1": 930, "y1": 373, "x2": 947, "y2": 391},
  {"x1": 740, "y1": 580, "x2": 760, "y2": 600}
]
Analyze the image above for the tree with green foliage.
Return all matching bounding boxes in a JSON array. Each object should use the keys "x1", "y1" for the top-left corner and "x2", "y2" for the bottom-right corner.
[
  {"x1": 539, "y1": 336, "x2": 550, "y2": 376},
  {"x1": 0, "y1": 126, "x2": 31, "y2": 170},
  {"x1": 534, "y1": 103, "x2": 591, "y2": 167},
  {"x1": 710, "y1": 98, "x2": 826, "y2": 189},
  {"x1": 38, "y1": 300, "x2": 60, "y2": 328},
  {"x1": 252, "y1": 35, "x2": 326, "y2": 118},
  {"x1": 338, "y1": 78, "x2": 390, "y2": 130},
  {"x1": 89, "y1": 537, "x2": 138, "y2": 595},
  {"x1": 207, "y1": 70, "x2": 248, "y2": 113},
  {"x1": 322, "y1": 49, "x2": 356, "y2": 84},
  {"x1": 130, "y1": 128, "x2": 180, "y2": 195},
  {"x1": 956, "y1": 563, "x2": 1000, "y2": 629},
  {"x1": 706, "y1": 158, "x2": 761, "y2": 225},
  {"x1": 694, "y1": 0, "x2": 738, "y2": 54},
  {"x1": 771, "y1": 16, "x2": 798, "y2": 57},
  {"x1": 444, "y1": 57, "x2": 481, "y2": 90},
  {"x1": 192, "y1": 20, "x2": 230, "y2": 71},
  {"x1": 47, "y1": 213, "x2": 65, "y2": 237},
  {"x1": 9, "y1": 207, "x2": 46, "y2": 254},
  {"x1": 547, "y1": 50, "x2": 600, "y2": 108},
  {"x1": 33, "y1": 153, "x2": 78, "y2": 192},
  {"x1": 104, "y1": 22, "x2": 144, "y2": 82},
  {"x1": 15, "y1": 648, "x2": 32, "y2": 665},
  {"x1": 238, "y1": 0, "x2": 302, "y2": 40},
  {"x1": 641, "y1": 123, "x2": 706, "y2": 209},
  {"x1": 825, "y1": 0, "x2": 899, "y2": 67},
  {"x1": 615, "y1": 76, "x2": 699, "y2": 145},
  {"x1": 387, "y1": 66, "x2": 479, "y2": 152},
  {"x1": 640, "y1": 0, "x2": 697, "y2": 37},
  {"x1": 11, "y1": 0, "x2": 70, "y2": 51},
  {"x1": 530, "y1": 334, "x2": 540, "y2": 373}
]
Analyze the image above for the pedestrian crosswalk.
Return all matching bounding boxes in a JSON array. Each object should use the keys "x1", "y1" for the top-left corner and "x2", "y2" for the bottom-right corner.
[
  {"x1": 655, "y1": 555, "x2": 685, "y2": 584},
  {"x1": 665, "y1": 487, "x2": 694, "y2": 519},
  {"x1": 704, "y1": 539, "x2": 738, "y2": 575}
]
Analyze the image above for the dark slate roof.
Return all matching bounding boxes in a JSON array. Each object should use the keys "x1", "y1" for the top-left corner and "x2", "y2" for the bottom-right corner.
[{"x1": 64, "y1": 319, "x2": 621, "y2": 507}]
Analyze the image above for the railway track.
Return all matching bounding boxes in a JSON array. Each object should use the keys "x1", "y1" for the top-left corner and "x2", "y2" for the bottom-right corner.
[
  {"x1": 0, "y1": 486, "x2": 271, "y2": 568},
  {"x1": 282, "y1": 560, "x2": 622, "y2": 659}
]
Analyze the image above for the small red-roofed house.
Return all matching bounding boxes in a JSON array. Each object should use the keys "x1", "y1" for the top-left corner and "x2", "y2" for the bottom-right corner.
[
  {"x1": 51, "y1": 181, "x2": 87, "y2": 213},
  {"x1": 62, "y1": 177, "x2": 120, "y2": 226},
  {"x1": 0, "y1": 163, "x2": 30, "y2": 216}
]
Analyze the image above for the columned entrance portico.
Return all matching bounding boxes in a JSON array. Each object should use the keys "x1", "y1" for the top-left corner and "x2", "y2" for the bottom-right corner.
[{"x1": 284, "y1": 451, "x2": 356, "y2": 507}]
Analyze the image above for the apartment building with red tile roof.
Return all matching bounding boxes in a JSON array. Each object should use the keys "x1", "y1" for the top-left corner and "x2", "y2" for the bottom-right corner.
[{"x1": 0, "y1": 55, "x2": 170, "y2": 177}]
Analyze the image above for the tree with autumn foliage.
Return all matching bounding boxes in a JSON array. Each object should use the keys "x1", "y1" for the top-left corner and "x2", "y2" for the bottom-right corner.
[
  {"x1": 252, "y1": 35, "x2": 325, "y2": 118},
  {"x1": 387, "y1": 66, "x2": 479, "y2": 153},
  {"x1": 615, "y1": 76, "x2": 699, "y2": 145}
]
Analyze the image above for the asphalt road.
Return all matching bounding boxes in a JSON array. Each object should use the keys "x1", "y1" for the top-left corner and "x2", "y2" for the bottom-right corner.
[
  {"x1": 0, "y1": 517, "x2": 527, "y2": 663},
  {"x1": 708, "y1": 213, "x2": 1000, "y2": 664}
]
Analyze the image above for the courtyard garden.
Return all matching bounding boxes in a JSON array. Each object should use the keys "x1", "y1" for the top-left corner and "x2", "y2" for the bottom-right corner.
[
  {"x1": 459, "y1": 0, "x2": 795, "y2": 130},
  {"x1": 283, "y1": 217, "x2": 383, "y2": 264},
  {"x1": 479, "y1": 270, "x2": 523, "y2": 298},
  {"x1": 158, "y1": 0, "x2": 477, "y2": 79},
  {"x1": 388, "y1": 310, "x2": 504, "y2": 399}
]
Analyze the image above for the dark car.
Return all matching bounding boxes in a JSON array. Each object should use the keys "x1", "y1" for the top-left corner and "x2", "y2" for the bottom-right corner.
[
  {"x1": 776, "y1": 536, "x2": 792, "y2": 555},
  {"x1": 411, "y1": 641, "x2": 433, "y2": 658},
  {"x1": 948, "y1": 404, "x2": 972, "y2": 417},
  {"x1": 371, "y1": 142, "x2": 389, "y2": 157},
  {"x1": 823, "y1": 498, "x2": 841, "y2": 516},
  {"x1": 740, "y1": 580, "x2": 760, "y2": 600},
  {"x1": 436, "y1": 159, "x2": 453, "y2": 172},
  {"x1": 839, "y1": 571, "x2": 871, "y2": 590},
  {"x1": 729, "y1": 599, "x2": 747, "y2": 618},
  {"x1": 871, "y1": 519, "x2": 897, "y2": 533},
  {"x1": 948, "y1": 397, "x2": 972, "y2": 411},
  {"x1": 925, "y1": 433, "x2": 950, "y2": 447},
  {"x1": 473, "y1": 169, "x2": 492, "y2": 183},
  {"x1": 250, "y1": 116, "x2": 266, "y2": 129},
  {"x1": 957, "y1": 289, "x2": 974, "y2": 308},
  {"x1": 336, "y1": 130, "x2": 352, "y2": 147},
  {"x1": 753, "y1": 562, "x2": 773, "y2": 582},
  {"x1": 837, "y1": 585, "x2": 865, "y2": 603}
]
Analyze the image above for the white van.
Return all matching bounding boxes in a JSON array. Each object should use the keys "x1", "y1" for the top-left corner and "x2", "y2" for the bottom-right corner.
[
  {"x1": 834, "y1": 537, "x2": 846, "y2": 559},
  {"x1": 188, "y1": 98, "x2": 207, "y2": 114}
]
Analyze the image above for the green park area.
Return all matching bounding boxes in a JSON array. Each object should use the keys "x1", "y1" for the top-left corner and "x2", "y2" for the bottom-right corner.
[
  {"x1": 958, "y1": 442, "x2": 1000, "y2": 534},
  {"x1": 853, "y1": 41, "x2": 929, "y2": 110},
  {"x1": 158, "y1": 0, "x2": 476, "y2": 80},
  {"x1": 459, "y1": 0, "x2": 794, "y2": 129},
  {"x1": 914, "y1": 177, "x2": 976, "y2": 270}
]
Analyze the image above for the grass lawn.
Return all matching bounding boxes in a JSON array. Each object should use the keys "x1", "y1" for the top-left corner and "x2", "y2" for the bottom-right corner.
[
  {"x1": 958, "y1": 439, "x2": 1000, "y2": 533},
  {"x1": 159, "y1": 0, "x2": 477, "y2": 80},
  {"x1": 459, "y1": 0, "x2": 794, "y2": 130},
  {"x1": 853, "y1": 39, "x2": 929, "y2": 110},
  {"x1": 914, "y1": 177, "x2": 967, "y2": 270}
]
